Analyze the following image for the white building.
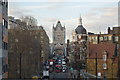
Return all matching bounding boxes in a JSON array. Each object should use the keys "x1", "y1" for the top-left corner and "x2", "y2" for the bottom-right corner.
[{"x1": 52, "y1": 21, "x2": 66, "y2": 55}]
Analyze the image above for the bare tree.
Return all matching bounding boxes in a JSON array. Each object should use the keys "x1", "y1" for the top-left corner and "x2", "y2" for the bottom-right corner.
[{"x1": 20, "y1": 16, "x2": 38, "y2": 29}]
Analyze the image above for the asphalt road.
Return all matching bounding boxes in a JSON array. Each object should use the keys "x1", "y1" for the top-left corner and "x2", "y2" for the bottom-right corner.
[{"x1": 49, "y1": 71, "x2": 71, "y2": 79}]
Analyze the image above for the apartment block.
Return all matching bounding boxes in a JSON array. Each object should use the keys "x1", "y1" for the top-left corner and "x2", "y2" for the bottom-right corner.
[{"x1": 0, "y1": 0, "x2": 8, "y2": 79}]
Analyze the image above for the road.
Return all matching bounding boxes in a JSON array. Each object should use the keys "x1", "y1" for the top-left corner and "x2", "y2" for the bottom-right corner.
[
  {"x1": 49, "y1": 70, "x2": 78, "y2": 80},
  {"x1": 50, "y1": 71, "x2": 71, "y2": 79}
]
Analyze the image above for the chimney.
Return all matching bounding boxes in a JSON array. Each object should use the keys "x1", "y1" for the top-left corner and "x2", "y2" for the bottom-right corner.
[{"x1": 108, "y1": 27, "x2": 111, "y2": 34}]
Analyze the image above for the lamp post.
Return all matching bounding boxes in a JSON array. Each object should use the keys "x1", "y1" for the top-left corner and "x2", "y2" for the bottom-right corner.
[
  {"x1": 112, "y1": 56, "x2": 114, "y2": 80},
  {"x1": 96, "y1": 53, "x2": 98, "y2": 80},
  {"x1": 20, "y1": 52, "x2": 21, "y2": 79}
]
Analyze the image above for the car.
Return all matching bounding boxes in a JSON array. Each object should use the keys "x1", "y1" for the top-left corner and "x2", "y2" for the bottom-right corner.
[
  {"x1": 62, "y1": 69, "x2": 66, "y2": 72},
  {"x1": 62, "y1": 59, "x2": 65, "y2": 61},
  {"x1": 54, "y1": 64, "x2": 62, "y2": 73},
  {"x1": 48, "y1": 68, "x2": 53, "y2": 73},
  {"x1": 58, "y1": 59, "x2": 61, "y2": 62},
  {"x1": 49, "y1": 61, "x2": 53, "y2": 65},
  {"x1": 62, "y1": 61, "x2": 66, "y2": 65},
  {"x1": 53, "y1": 57, "x2": 57, "y2": 60},
  {"x1": 32, "y1": 76, "x2": 39, "y2": 79},
  {"x1": 54, "y1": 69, "x2": 61, "y2": 73},
  {"x1": 58, "y1": 61, "x2": 62, "y2": 64}
]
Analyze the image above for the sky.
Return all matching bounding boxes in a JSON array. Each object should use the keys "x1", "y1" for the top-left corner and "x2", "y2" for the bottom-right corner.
[{"x1": 8, "y1": 0, "x2": 119, "y2": 42}]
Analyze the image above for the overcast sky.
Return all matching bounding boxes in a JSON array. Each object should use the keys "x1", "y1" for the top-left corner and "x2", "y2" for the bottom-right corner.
[{"x1": 8, "y1": 0, "x2": 119, "y2": 42}]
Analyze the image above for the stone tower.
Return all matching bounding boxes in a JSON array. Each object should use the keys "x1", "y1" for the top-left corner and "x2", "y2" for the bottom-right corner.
[{"x1": 52, "y1": 21, "x2": 66, "y2": 55}]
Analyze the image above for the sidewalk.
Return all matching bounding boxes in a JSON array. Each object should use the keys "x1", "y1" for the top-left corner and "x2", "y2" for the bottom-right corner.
[{"x1": 69, "y1": 70, "x2": 78, "y2": 79}]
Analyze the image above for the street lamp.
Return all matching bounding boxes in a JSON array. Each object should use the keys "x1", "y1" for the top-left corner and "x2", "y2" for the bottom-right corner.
[
  {"x1": 112, "y1": 56, "x2": 115, "y2": 79},
  {"x1": 96, "y1": 53, "x2": 98, "y2": 80}
]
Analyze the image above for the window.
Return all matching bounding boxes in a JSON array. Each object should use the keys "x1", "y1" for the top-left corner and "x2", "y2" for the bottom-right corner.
[
  {"x1": 3, "y1": 0, "x2": 5, "y2": 2},
  {"x1": 5, "y1": 20, "x2": 8, "y2": 28},
  {"x1": 103, "y1": 55, "x2": 107, "y2": 61},
  {"x1": 3, "y1": 42, "x2": 7, "y2": 50},
  {"x1": 115, "y1": 36, "x2": 119, "y2": 42},
  {"x1": 103, "y1": 63, "x2": 107, "y2": 69},
  {"x1": 117, "y1": 44, "x2": 119, "y2": 49},
  {"x1": 104, "y1": 36, "x2": 108, "y2": 41},
  {"x1": 108, "y1": 36, "x2": 112, "y2": 40},
  {"x1": 89, "y1": 37, "x2": 92, "y2": 42},
  {"x1": 92, "y1": 37, "x2": 97, "y2": 42},
  {"x1": 2, "y1": 18, "x2": 5, "y2": 26},
  {"x1": 2, "y1": 18, "x2": 8, "y2": 28},
  {"x1": 3, "y1": 64, "x2": 8, "y2": 73},
  {"x1": 100, "y1": 37, "x2": 103, "y2": 41}
]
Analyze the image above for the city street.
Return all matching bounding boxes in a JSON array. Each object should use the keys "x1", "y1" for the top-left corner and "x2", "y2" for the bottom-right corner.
[
  {"x1": 50, "y1": 71, "x2": 71, "y2": 79},
  {"x1": 4, "y1": 1, "x2": 119, "y2": 79}
]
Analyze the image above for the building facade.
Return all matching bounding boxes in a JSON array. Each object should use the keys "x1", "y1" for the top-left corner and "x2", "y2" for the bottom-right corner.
[
  {"x1": 52, "y1": 21, "x2": 66, "y2": 55},
  {"x1": 0, "y1": 0, "x2": 8, "y2": 79},
  {"x1": 8, "y1": 17, "x2": 50, "y2": 79},
  {"x1": 69, "y1": 16, "x2": 87, "y2": 70},
  {"x1": 87, "y1": 42, "x2": 118, "y2": 78},
  {"x1": 87, "y1": 27, "x2": 120, "y2": 78}
]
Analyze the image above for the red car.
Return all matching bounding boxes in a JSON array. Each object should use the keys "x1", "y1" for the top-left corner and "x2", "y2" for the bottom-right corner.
[{"x1": 54, "y1": 65, "x2": 62, "y2": 73}]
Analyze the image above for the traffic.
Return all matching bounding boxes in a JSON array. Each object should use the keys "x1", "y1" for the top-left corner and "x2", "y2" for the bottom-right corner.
[{"x1": 43, "y1": 54, "x2": 67, "y2": 79}]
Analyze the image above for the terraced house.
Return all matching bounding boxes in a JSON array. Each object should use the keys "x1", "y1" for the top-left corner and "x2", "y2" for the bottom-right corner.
[
  {"x1": 87, "y1": 27, "x2": 120, "y2": 78},
  {"x1": 0, "y1": 0, "x2": 8, "y2": 79},
  {"x1": 86, "y1": 42, "x2": 118, "y2": 78}
]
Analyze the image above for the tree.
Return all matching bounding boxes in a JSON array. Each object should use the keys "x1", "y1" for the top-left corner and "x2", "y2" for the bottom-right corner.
[{"x1": 20, "y1": 16, "x2": 38, "y2": 29}]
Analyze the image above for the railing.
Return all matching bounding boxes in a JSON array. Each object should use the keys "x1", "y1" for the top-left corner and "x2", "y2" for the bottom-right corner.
[{"x1": 80, "y1": 70, "x2": 101, "y2": 78}]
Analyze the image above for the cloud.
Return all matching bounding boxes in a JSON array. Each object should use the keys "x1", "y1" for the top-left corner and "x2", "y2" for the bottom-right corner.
[
  {"x1": 8, "y1": 5, "x2": 32, "y2": 18},
  {"x1": 54, "y1": 6, "x2": 117, "y2": 41},
  {"x1": 83, "y1": 7, "x2": 118, "y2": 33},
  {"x1": 8, "y1": 2, "x2": 118, "y2": 42},
  {"x1": 44, "y1": 18, "x2": 58, "y2": 22},
  {"x1": 24, "y1": 3, "x2": 65, "y2": 10},
  {"x1": 41, "y1": 6, "x2": 118, "y2": 42},
  {"x1": 48, "y1": 0, "x2": 67, "y2": 2},
  {"x1": 25, "y1": 5, "x2": 50, "y2": 9},
  {"x1": 9, "y1": 0, "x2": 118, "y2": 2}
]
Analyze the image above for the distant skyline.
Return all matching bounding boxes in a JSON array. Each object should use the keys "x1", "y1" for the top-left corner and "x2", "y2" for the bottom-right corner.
[{"x1": 8, "y1": 0, "x2": 118, "y2": 42}]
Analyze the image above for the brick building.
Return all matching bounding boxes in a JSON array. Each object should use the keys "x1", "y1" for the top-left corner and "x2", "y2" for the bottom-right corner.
[
  {"x1": 87, "y1": 42, "x2": 118, "y2": 78},
  {"x1": 0, "y1": 0, "x2": 8, "y2": 79},
  {"x1": 88, "y1": 27, "x2": 120, "y2": 77}
]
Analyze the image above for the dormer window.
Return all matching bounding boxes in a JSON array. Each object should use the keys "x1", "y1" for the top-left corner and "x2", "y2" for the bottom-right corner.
[
  {"x1": 103, "y1": 51, "x2": 107, "y2": 61},
  {"x1": 104, "y1": 36, "x2": 108, "y2": 41},
  {"x1": 103, "y1": 55, "x2": 107, "y2": 61},
  {"x1": 100, "y1": 37, "x2": 103, "y2": 41}
]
